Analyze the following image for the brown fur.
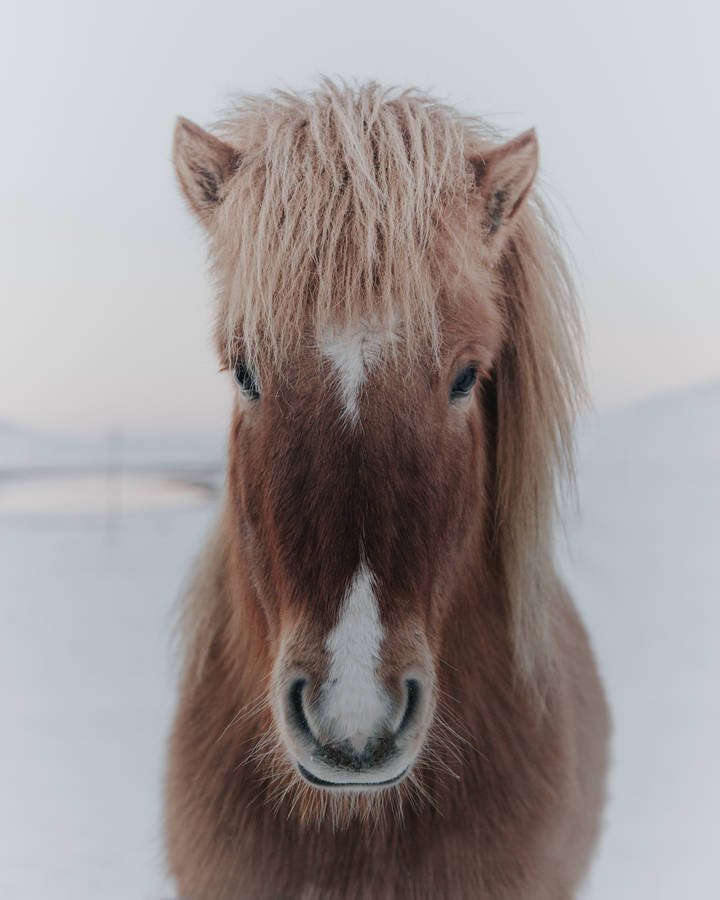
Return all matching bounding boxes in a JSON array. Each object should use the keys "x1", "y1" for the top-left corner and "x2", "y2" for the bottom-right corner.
[{"x1": 166, "y1": 81, "x2": 609, "y2": 899}]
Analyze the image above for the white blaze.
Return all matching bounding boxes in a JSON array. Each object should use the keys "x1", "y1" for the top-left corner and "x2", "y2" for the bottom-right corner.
[
  {"x1": 323, "y1": 563, "x2": 386, "y2": 752},
  {"x1": 318, "y1": 319, "x2": 397, "y2": 424}
]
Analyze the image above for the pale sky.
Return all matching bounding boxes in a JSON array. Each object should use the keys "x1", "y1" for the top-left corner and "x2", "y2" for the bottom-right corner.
[{"x1": 1, "y1": 0, "x2": 718, "y2": 436}]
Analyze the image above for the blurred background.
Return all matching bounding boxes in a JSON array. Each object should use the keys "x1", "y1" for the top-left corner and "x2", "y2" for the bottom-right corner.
[{"x1": 1, "y1": 1, "x2": 718, "y2": 897}]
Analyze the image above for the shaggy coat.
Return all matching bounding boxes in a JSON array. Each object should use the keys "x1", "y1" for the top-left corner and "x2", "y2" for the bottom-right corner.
[{"x1": 166, "y1": 82, "x2": 609, "y2": 900}]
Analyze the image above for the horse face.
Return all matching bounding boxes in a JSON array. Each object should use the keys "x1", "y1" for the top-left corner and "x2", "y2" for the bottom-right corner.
[
  {"x1": 226, "y1": 298, "x2": 501, "y2": 791},
  {"x1": 172, "y1": 109, "x2": 538, "y2": 797}
]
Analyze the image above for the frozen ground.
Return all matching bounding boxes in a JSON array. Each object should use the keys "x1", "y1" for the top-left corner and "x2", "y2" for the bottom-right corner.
[
  {"x1": 0, "y1": 508, "x2": 215, "y2": 900},
  {"x1": 559, "y1": 380, "x2": 720, "y2": 899},
  {"x1": 0, "y1": 382, "x2": 718, "y2": 898}
]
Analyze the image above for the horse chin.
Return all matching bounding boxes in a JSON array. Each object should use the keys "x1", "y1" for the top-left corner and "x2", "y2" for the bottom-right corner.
[{"x1": 293, "y1": 760, "x2": 412, "y2": 792}]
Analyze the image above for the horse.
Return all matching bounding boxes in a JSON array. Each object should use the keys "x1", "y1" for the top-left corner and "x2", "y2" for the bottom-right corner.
[{"x1": 165, "y1": 81, "x2": 609, "y2": 899}]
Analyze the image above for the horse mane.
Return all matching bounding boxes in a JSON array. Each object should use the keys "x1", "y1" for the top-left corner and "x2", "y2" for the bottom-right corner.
[
  {"x1": 493, "y1": 201, "x2": 584, "y2": 679},
  {"x1": 185, "y1": 80, "x2": 584, "y2": 681},
  {"x1": 209, "y1": 79, "x2": 479, "y2": 371}
]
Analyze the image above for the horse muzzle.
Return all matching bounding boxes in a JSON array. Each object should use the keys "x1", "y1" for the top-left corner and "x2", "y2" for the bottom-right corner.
[{"x1": 278, "y1": 673, "x2": 433, "y2": 790}]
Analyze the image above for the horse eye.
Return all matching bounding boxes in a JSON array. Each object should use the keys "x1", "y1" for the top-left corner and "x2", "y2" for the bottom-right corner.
[
  {"x1": 450, "y1": 365, "x2": 478, "y2": 400},
  {"x1": 233, "y1": 362, "x2": 260, "y2": 400}
]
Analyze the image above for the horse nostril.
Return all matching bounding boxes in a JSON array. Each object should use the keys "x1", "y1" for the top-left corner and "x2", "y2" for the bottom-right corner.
[
  {"x1": 288, "y1": 678, "x2": 314, "y2": 740},
  {"x1": 398, "y1": 678, "x2": 422, "y2": 736}
]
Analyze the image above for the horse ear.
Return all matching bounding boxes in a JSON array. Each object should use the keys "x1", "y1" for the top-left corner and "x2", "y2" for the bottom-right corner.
[
  {"x1": 470, "y1": 129, "x2": 538, "y2": 244},
  {"x1": 173, "y1": 117, "x2": 240, "y2": 225}
]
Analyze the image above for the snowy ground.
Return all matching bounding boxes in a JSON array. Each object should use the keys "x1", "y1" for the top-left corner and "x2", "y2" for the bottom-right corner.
[
  {"x1": 0, "y1": 508, "x2": 215, "y2": 900},
  {"x1": 559, "y1": 381, "x2": 720, "y2": 899},
  {"x1": 1, "y1": 382, "x2": 718, "y2": 898}
]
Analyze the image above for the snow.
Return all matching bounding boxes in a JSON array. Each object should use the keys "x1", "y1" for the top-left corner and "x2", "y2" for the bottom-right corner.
[
  {"x1": 0, "y1": 382, "x2": 718, "y2": 898},
  {"x1": 0, "y1": 509, "x2": 216, "y2": 899},
  {"x1": 561, "y1": 381, "x2": 720, "y2": 899}
]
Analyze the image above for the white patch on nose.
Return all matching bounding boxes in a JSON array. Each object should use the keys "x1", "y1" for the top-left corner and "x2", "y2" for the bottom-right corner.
[
  {"x1": 318, "y1": 319, "x2": 399, "y2": 424},
  {"x1": 323, "y1": 563, "x2": 386, "y2": 753}
]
